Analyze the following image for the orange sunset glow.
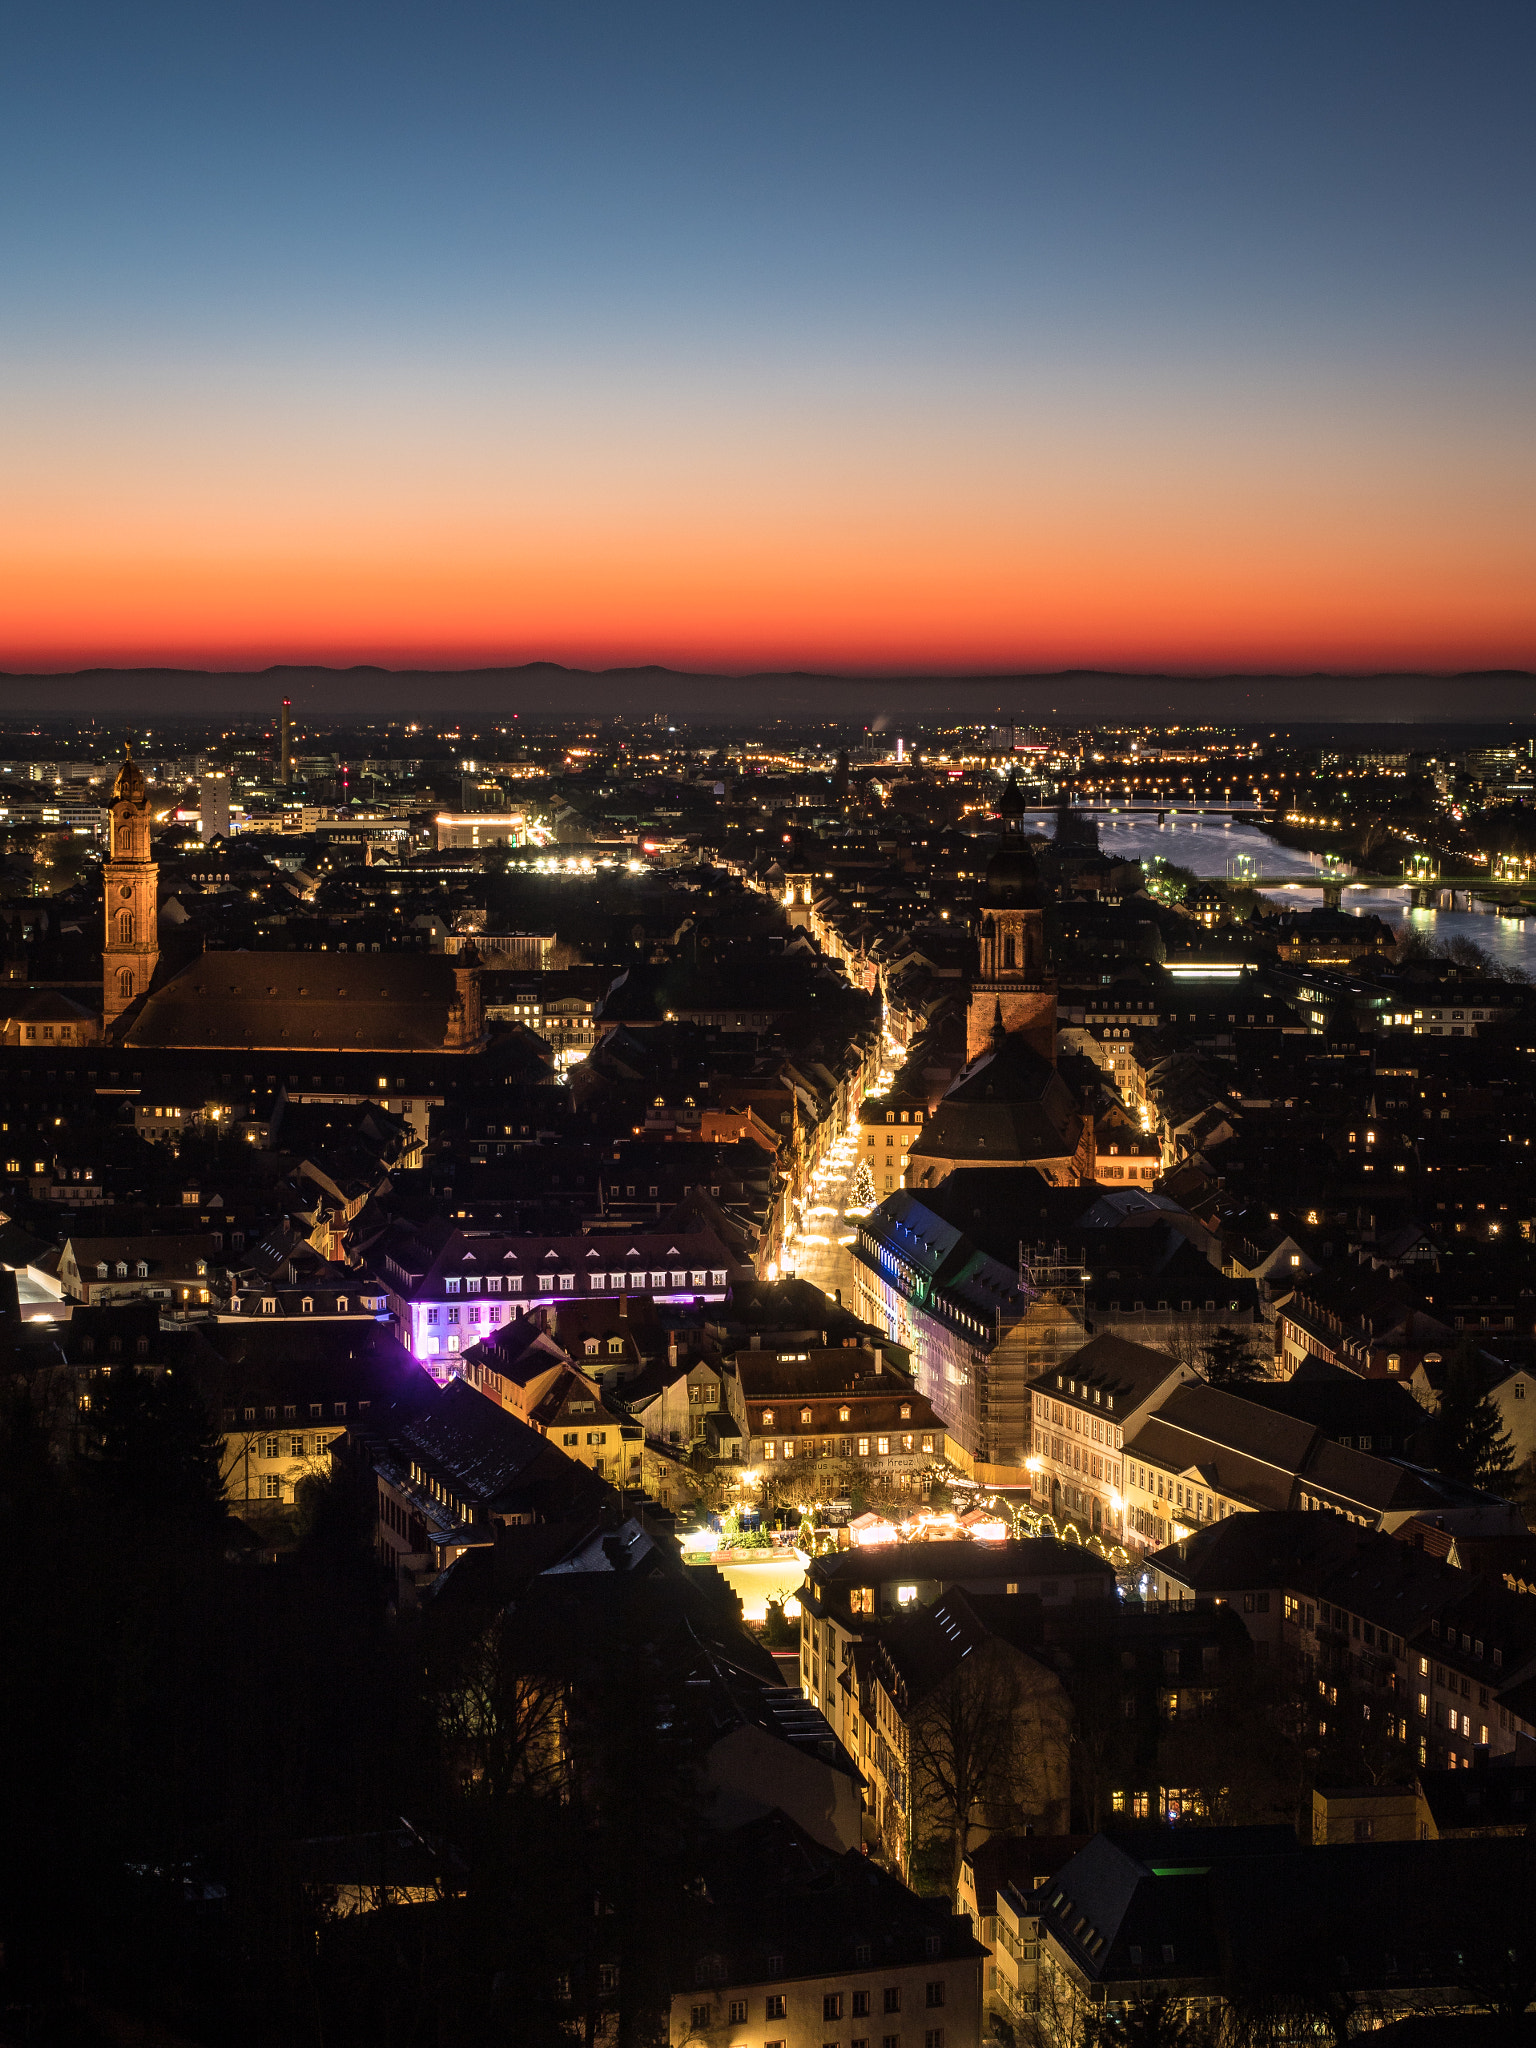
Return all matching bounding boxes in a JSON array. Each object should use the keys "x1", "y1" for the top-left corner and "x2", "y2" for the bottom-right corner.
[{"x1": 3, "y1": 1, "x2": 1533, "y2": 678}]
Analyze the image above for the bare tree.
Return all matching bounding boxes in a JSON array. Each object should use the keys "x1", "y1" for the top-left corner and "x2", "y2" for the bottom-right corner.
[
  {"x1": 1222, "y1": 1969, "x2": 1394, "y2": 2048},
  {"x1": 1082, "y1": 1996, "x2": 1219, "y2": 2048},
  {"x1": 1154, "y1": 1658, "x2": 1304, "y2": 1828},
  {"x1": 909, "y1": 1639, "x2": 1066, "y2": 1885},
  {"x1": 1067, "y1": 1645, "x2": 1138, "y2": 1833},
  {"x1": 1441, "y1": 1842, "x2": 1536, "y2": 2018},
  {"x1": 432, "y1": 1611, "x2": 567, "y2": 1803}
]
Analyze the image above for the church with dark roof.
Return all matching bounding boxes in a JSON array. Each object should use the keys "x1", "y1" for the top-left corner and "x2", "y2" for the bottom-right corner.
[
  {"x1": 103, "y1": 750, "x2": 487, "y2": 1054},
  {"x1": 901, "y1": 778, "x2": 1088, "y2": 1187},
  {"x1": 906, "y1": 1030, "x2": 1088, "y2": 1188}
]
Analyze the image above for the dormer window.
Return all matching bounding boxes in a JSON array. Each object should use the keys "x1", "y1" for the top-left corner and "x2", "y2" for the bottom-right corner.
[
  {"x1": 800, "y1": 1407, "x2": 812, "y2": 1424},
  {"x1": 762, "y1": 1409, "x2": 775, "y2": 1427},
  {"x1": 445, "y1": 1277, "x2": 460, "y2": 1295},
  {"x1": 839, "y1": 1404, "x2": 851, "y2": 1423},
  {"x1": 900, "y1": 1403, "x2": 912, "y2": 1420}
]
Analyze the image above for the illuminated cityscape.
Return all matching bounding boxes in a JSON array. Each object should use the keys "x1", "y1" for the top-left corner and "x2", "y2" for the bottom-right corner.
[
  {"x1": 0, "y1": 707, "x2": 1533, "y2": 2043},
  {"x1": 4, "y1": 0, "x2": 1536, "y2": 2042}
]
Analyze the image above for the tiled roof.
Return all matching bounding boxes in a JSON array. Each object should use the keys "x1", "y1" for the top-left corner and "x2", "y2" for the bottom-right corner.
[
  {"x1": 392, "y1": 1379, "x2": 607, "y2": 1511},
  {"x1": 124, "y1": 951, "x2": 467, "y2": 1051},
  {"x1": 63, "y1": 1231, "x2": 220, "y2": 1274},
  {"x1": 405, "y1": 1225, "x2": 739, "y2": 1296},
  {"x1": 1046, "y1": 1331, "x2": 1189, "y2": 1406},
  {"x1": 736, "y1": 1348, "x2": 913, "y2": 1398}
]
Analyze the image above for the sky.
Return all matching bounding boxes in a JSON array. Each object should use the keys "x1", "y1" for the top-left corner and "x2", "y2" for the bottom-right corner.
[{"x1": 1, "y1": 0, "x2": 1534, "y2": 677}]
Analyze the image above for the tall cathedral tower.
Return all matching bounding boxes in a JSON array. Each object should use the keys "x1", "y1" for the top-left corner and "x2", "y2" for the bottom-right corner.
[
  {"x1": 102, "y1": 747, "x2": 159, "y2": 1029},
  {"x1": 966, "y1": 773, "x2": 1057, "y2": 1065}
]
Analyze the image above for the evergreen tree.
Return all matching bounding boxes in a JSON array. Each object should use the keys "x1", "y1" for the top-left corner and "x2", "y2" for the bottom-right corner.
[
  {"x1": 83, "y1": 1363, "x2": 226, "y2": 1524},
  {"x1": 1200, "y1": 1325, "x2": 1267, "y2": 1388},
  {"x1": 1432, "y1": 1341, "x2": 1517, "y2": 1495},
  {"x1": 851, "y1": 1158, "x2": 877, "y2": 1208}
]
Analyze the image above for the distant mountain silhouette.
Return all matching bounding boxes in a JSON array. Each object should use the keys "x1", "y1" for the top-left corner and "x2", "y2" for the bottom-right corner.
[{"x1": 0, "y1": 663, "x2": 1530, "y2": 724}]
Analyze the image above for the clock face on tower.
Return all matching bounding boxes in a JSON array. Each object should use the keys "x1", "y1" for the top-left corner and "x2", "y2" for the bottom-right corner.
[{"x1": 119, "y1": 884, "x2": 133, "y2": 899}]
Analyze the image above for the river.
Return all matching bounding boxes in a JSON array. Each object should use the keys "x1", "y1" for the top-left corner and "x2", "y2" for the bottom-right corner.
[{"x1": 1024, "y1": 807, "x2": 1536, "y2": 977}]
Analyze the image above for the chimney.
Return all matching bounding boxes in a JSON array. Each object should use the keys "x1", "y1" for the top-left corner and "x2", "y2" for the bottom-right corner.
[
  {"x1": 668, "y1": 1332, "x2": 678, "y2": 1369},
  {"x1": 619, "y1": 1293, "x2": 627, "y2": 1320},
  {"x1": 873, "y1": 1347, "x2": 883, "y2": 1374},
  {"x1": 750, "y1": 1333, "x2": 761, "y2": 1349}
]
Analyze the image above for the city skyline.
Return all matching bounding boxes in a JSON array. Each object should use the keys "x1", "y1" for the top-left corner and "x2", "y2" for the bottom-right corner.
[
  {"x1": 8, "y1": 11, "x2": 1536, "y2": 2037},
  {"x1": 4, "y1": 1, "x2": 1534, "y2": 676}
]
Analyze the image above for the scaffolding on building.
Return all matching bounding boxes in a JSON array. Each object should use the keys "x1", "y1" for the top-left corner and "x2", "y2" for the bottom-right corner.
[
  {"x1": 966, "y1": 1243, "x2": 1089, "y2": 1469},
  {"x1": 1016, "y1": 1243, "x2": 1088, "y2": 1370}
]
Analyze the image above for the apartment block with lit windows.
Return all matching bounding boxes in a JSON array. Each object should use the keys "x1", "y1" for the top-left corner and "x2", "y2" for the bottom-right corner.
[
  {"x1": 731, "y1": 1346, "x2": 946, "y2": 1487},
  {"x1": 667, "y1": 1810, "x2": 985, "y2": 2048},
  {"x1": 957, "y1": 1836, "x2": 1086, "y2": 2036},
  {"x1": 58, "y1": 1231, "x2": 223, "y2": 1311},
  {"x1": 1145, "y1": 1513, "x2": 1536, "y2": 1772},
  {"x1": 859, "y1": 1092, "x2": 928, "y2": 1194},
  {"x1": 178, "y1": 1318, "x2": 426, "y2": 1515},
  {"x1": 1119, "y1": 1379, "x2": 1496, "y2": 1553},
  {"x1": 1028, "y1": 1332, "x2": 1196, "y2": 1543},
  {"x1": 796, "y1": 1539, "x2": 1113, "y2": 1747}
]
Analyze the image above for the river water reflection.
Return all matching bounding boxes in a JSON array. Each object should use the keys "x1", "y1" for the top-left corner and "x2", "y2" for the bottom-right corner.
[{"x1": 1024, "y1": 807, "x2": 1536, "y2": 978}]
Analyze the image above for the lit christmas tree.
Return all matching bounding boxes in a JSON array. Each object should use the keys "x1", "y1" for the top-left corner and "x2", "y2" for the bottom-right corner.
[{"x1": 851, "y1": 1159, "x2": 877, "y2": 1209}]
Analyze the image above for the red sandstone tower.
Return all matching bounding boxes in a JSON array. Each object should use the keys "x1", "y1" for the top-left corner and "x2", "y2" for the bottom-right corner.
[
  {"x1": 102, "y1": 746, "x2": 159, "y2": 1032},
  {"x1": 966, "y1": 774, "x2": 1057, "y2": 1065}
]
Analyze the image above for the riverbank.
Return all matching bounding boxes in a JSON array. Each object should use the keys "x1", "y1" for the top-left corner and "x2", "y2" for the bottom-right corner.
[{"x1": 1023, "y1": 809, "x2": 1536, "y2": 976}]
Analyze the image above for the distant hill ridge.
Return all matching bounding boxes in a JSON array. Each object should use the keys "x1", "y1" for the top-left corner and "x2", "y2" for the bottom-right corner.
[{"x1": 0, "y1": 663, "x2": 1531, "y2": 722}]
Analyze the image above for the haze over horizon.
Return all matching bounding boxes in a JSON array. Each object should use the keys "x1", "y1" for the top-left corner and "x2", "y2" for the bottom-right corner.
[{"x1": 3, "y1": 2, "x2": 1534, "y2": 676}]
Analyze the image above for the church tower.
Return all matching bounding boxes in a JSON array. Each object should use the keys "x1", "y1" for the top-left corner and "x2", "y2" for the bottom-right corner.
[
  {"x1": 967, "y1": 773, "x2": 1057, "y2": 1065},
  {"x1": 102, "y1": 747, "x2": 159, "y2": 1030}
]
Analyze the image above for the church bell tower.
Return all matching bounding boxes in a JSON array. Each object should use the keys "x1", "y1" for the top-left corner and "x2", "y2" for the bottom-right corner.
[
  {"x1": 967, "y1": 773, "x2": 1057, "y2": 1065},
  {"x1": 102, "y1": 746, "x2": 159, "y2": 1030}
]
